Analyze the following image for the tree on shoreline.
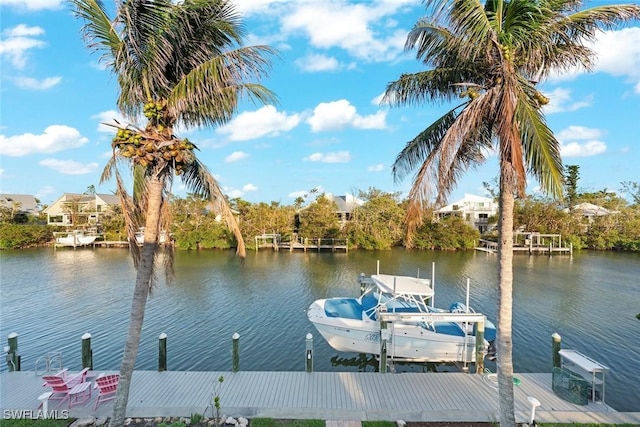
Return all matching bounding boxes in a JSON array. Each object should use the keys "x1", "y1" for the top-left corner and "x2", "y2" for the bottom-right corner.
[
  {"x1": 71, "y1": 0, "x2": 276, "y2": 425},
  {"x1": 383, "y1": 0, "x2": 640, "y2": 425}
]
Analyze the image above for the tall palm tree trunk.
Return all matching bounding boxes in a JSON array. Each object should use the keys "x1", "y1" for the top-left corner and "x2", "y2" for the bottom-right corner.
[
  {"x1": 497, "y1": 161, "x2": 516, "y2": 427},
  {"x1": 110, "y1": 176, "x2": 164, "y2": 427}
]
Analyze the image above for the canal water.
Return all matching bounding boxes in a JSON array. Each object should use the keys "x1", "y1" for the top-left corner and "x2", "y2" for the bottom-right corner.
[{"x1": 1, "y1": 248, "x2": 638, "y2": 411}]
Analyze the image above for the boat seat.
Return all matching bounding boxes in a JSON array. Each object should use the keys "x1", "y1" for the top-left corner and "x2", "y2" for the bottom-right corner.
[{"x1": 324, "y1": 298, "x2": 363, "y2": 320}]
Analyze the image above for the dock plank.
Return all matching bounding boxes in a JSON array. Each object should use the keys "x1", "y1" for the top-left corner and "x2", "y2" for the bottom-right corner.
[{"x1": 2, "y1": 370, "x2": 638, "y2": 424}]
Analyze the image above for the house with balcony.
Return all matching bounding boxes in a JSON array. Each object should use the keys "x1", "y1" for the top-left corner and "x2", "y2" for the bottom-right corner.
[
  {"x1": 435, "y1": 194, "x2": 497, "y2": 232},
  {"x1": 330, "y1": 193, "x2": 365, "y2": 224},
  {"x1": 43, "y1": 193, "x2": 121, "y2": 227}
]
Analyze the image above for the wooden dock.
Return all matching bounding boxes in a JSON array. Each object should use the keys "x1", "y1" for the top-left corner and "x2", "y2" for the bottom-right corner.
[
  {"x1": 255, "y1": 235, "x2": 348, "y2": 252},
  {"x1": 2, "y1": 370, "x2": 638, "y2": 424},
  {"x1": 476, "y1": 232, "x2": 572, "y2": 255}
]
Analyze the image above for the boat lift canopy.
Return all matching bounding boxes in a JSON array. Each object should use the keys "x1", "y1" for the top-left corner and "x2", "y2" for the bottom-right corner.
[{"x1": 371, "y1": 274, "x2": 434, "y2": 297}]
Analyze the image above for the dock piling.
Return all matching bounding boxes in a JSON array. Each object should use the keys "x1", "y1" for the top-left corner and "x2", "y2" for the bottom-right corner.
[
  {"x1": 305, "y1": 333, "x2": 313, "y2": 373},
  {"x1": 6, "y1": 332, "x2": 20, "y2": 372},
  {"x1": 81, "y1": 333, "x2": 93, "y2": 370},
  {"x1": 158, "y1": 333, "x2": 167, "y2": 372},
  {"x1": 232, "y1": 332, "x2": 240, "y2": 372},
  {"x1": 552, "y1": 332, "x2": 562, "y2": 369}
]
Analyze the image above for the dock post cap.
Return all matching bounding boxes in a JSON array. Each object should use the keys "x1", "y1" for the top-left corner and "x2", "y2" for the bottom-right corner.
[
  {"x1": 7, "y1": 332, "x2": 17, "y2": 338},
  {"x1": 232, "y1": 332, "x2": 240, "y2": 340},
  {"x1": 306, "y1": 333, "x2": 313, "y2": 340},
  {"x1": 551, "y1": 332, "x2": 561, "y2": 339},
  {"x1": 159, "y1": 332, "x2": 167, "y2": 339},
  {"x1": 82, "y1": 333, "x2": 92, "y2": 339}
]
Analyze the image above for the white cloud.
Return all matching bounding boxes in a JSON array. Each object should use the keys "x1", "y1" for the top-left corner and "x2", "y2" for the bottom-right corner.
[
  {"x1": 294, "y1": 53, "x2": 340, "y2": 72},
  {"x1": 288, "y1": 185, "x2": 325, "y2": 199},
  {"x1": 225, "y1": 151, "x2": 249, "y2": 163},
  {"x1": 14, "y1": 76, "x2": 62, "y2": 90},
  {"x1": 281, "y1": 1, "x2": 414, "y2": 62},
  {"x1": 0, "y1": 24, "x2": 45, "y2": 69},
  {"x1": 36, "y1": 185, "x2": 56, "y2": 201},
  {"x1": 39, "y1": 159, "x2": 100, "y2": 175},
  {"x1": 233, "y1": 0, "x2": 290, "y2": 15},
  {"x1": 556, "y1": 125, "x2": 602, "y2": 141},
  {"x1": 0, "y1": 125, "x2": 89, "y2": 156},
  {"x1": 306, "y1": 99, "x2": 387, "y2": 132},
  {"x1": 304, "y1": 151, "x2": 352, "y2": 163},
  {"x1": 543, "y1": 88, "x2": 592, "y2": 114},
  {"x1": 556, "y1": 126, "x2": 606, "y2": 157},
  {"x1": 0, "y1": 0, "x2": 63, "y2": 10},
  {"x1": 561, "y1": 140, "x2": 607, "y2": 157},
  {"x1": 367, "y1": 163, "x2": 384, "y2": 172},
  {"x1": 217, "y1": 105, "x2": 300, "y2": 141},
  {"x1": 591, "y1": 28, "x2": 640, "y2": 92},
  {"x1": 225, "y1": 183, "x2": 258, "y2": 199},
  {"x1": 288, "y1": 190, "x2": 308, "y2": 199},
  {"x1": 371, "y1": 92, "x2": 385, "y2": 106}
]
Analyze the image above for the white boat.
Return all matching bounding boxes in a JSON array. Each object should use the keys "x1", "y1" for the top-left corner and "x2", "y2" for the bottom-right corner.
[
  {"x1": 55, "y1": 230, "x2": 98, "y2": 247},
  {"x1": 307, "y1": 272, "x2": 496, "y2": 363}
]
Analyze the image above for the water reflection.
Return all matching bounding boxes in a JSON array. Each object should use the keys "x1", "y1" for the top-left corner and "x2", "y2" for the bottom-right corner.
[{"x1": 0, "y1": 248, "x2": 638, "y2": 411}]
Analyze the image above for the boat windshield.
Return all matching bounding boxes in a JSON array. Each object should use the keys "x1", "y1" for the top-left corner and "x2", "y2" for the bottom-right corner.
[{"x1": 361, "y1": 284, "x2": 430, "y2": 319}]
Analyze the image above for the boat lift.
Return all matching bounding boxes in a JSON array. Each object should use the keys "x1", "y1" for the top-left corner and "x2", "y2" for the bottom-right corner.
[{"x1": 377, "y1": 309, "x2": 489, "y2": 372}]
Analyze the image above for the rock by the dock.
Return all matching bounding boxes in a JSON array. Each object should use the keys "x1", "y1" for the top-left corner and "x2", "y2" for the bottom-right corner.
[{"x1": 69, "y1": 416, "x2": 96, "y2": 427}]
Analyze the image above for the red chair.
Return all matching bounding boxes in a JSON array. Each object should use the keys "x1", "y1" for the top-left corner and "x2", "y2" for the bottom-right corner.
[
  {"x1": 41, "y1": 368, "x2": 90, "y2": 408},
  {"x1": 93, "y1": 373, "x2": 119, "y2": 410}
]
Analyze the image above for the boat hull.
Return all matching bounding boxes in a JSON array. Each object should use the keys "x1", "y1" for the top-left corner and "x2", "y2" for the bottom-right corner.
[
  {"x1": 55, "y1": 233, "x2": 98, "y2": 247},
  {"x1": 308, "y1": 300, "x2": 482, "y2": 363}
]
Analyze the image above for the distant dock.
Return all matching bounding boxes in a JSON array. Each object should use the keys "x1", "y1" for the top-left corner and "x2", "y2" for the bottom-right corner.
[
  {"x1": 476, "y1": 232, "x2": 572, "y2": 255},
  {"x1": 255, "y1": 234, "x2": 348, "y2": 252}
]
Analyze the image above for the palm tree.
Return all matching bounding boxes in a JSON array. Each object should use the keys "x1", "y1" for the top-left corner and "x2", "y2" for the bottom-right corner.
[
  {"x1": 383, "y1": 1, "x2": 639, "y2": 425},
  {"x1": 71, "y1": 0, "x2": 276, "y2": 425}
]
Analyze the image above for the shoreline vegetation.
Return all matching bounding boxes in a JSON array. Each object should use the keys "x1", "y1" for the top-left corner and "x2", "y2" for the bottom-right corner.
[{"x1": 1, "y1": 189, "x2": 639, "y2": 252}]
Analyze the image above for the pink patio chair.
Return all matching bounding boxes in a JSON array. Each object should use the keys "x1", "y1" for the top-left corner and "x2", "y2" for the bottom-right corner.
[
  {"x1": 93, "y1": 373, "x2": 119, "y2": 410},
  {"x1": 41, "y1": 368, "x2": 90, "y2": 408}
]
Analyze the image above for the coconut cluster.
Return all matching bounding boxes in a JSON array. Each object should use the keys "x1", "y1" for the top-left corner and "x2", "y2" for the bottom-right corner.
[{"x1": 111, "y1": 101, "x2": 195, "y2": 173}]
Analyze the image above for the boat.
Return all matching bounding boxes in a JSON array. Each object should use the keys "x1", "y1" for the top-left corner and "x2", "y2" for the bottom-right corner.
[
  {"x1": 54, "y1": 230, "x2": 99, "y2": 247},
  {"x1": 307, "y1": 270, "x2": 497, "y2": 363}
]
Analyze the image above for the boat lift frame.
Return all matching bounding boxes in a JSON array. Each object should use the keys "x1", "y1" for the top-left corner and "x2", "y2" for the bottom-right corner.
[{"x1": 377, "y1": 310, "x2": 488, "y2": 371}]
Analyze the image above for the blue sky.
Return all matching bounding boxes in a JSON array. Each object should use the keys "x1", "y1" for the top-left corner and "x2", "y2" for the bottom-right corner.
[{"x1": 1, "y1": 0, "x2": 639, "y2": 206}]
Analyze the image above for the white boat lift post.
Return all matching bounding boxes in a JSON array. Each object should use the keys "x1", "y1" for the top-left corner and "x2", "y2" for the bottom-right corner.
[
  {"x1": 461, "y1": 279, "x2": 470, "y2": 371},
  {"x1": 431, "y1": 262, "x2": 435, "y2": 308},
  {"x1": 378, "y1": 306, "x2": 389, "y2": 373}
]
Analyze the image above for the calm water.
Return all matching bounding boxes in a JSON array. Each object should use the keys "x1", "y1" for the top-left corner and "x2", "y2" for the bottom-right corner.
[{"x1": 1, "y1": 248, "x2": 639, "y2": 411}]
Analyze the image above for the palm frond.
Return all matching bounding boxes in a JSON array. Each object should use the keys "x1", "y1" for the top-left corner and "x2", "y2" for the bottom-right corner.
[
  {"x1": 71, "y1": 0, "x2": 122, "y2": 69},
  {"x1": 383, "y1": 69, "x2": 468, "y2": 107},
  {"x1": 100, "y1": 153, "x2": 117, "y2": 184},
  {"x1": 112, "y1": 167, "x2": 142, "y2": 267},
  {"x1": 180, "y1": 158, "x2": 245, "y2": 258},
  {"x1": 169, "y1": 47, "x2": 277, "y2": 128},
  {"x1": 392, "y1": 105, "x2": 461, "y2": 184},
  {"x1": 515, "y1": 78, "x2": 564, "y2": 198}
]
